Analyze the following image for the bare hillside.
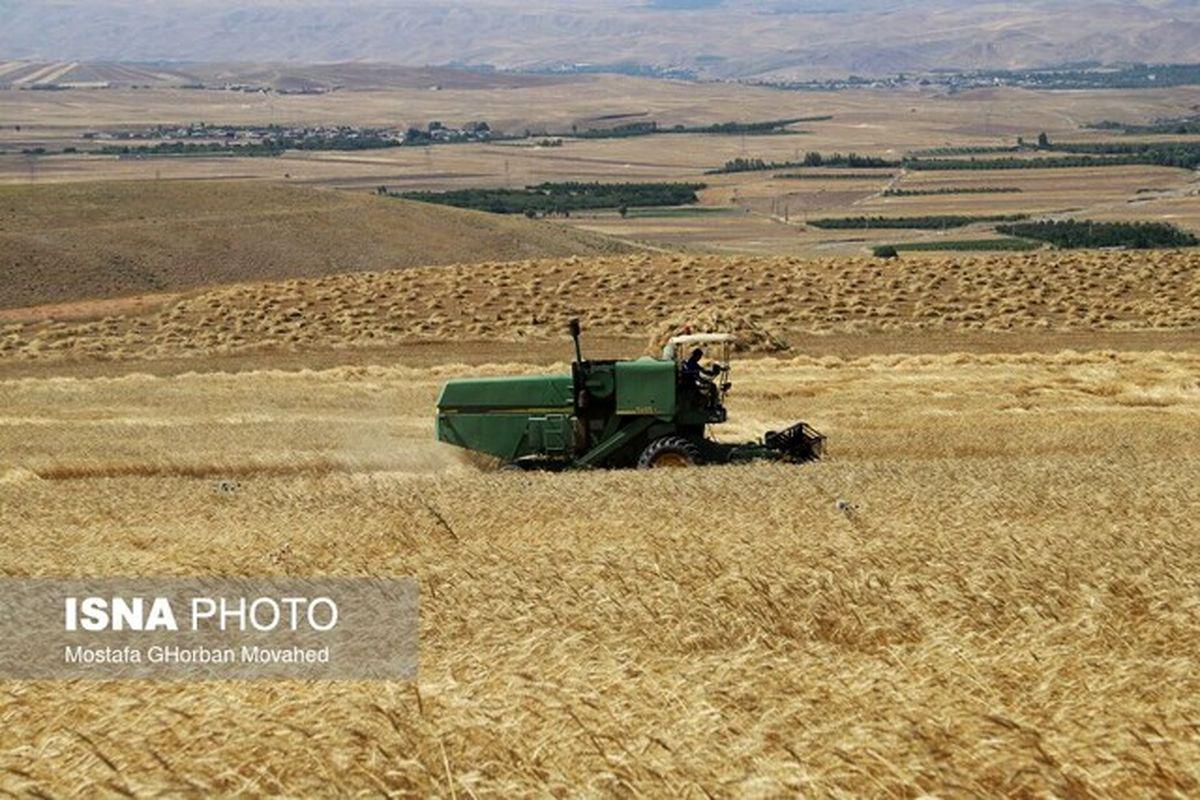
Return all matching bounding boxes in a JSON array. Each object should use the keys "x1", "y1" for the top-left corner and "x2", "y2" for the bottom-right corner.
[
  {"x1": 0, "y1": 181, "x2": 634, "y2": 310},
  {"x1": 3, "y1": 1, "x2": 1199, "y2": 79}
]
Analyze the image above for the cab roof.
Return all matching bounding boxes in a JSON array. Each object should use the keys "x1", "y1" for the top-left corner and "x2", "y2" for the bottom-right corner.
[{"x1": 662, "y1": 333, "x2": 736, "y2": 360}]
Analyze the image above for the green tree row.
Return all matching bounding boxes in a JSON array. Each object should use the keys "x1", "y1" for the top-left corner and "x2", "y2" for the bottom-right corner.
[
  {"x1": 995, "y1": 220, "x2": 1199, "y2": 249},
  {"x1": 97, "y1": 133, "x2": 411, "y2": 158},
  {"x1": 907, "y1": 145, "x2": 1022, "y2": 157},
  {"x1": 906, "y1": 155, "x2": 1143, "y2": 171},
  {"x1": 906, "y1": 141, "x2": 1200, "y2": 171},
  {"x1": 99, "y1": 141, "x2": 287, "y2": 157},
  {"x1": 1043, "y1": 141, "x2": 1200, "y2": 169},
  {"x1": 774, "y1": 172, "x2": 896, "y2": 180},
  {"x1": 809, "y1": 214, "x2": 1027, "y2": 230},
  {"x1": 392, "y1": 182, "x2": 706, "y2": 214},
  {"x1": 1087, "y1": 115, "x2": 1200, "y2": 135},
  {"x1": 872, "y1": 238, "x2": 1041, "y2": 257},
  {"x1": 571, "y1": 116, "x2": 831, "y2": 139},
  {"x1": 709, "y1": 152, "x2": 899, "y2": 174},
  {"x1": 882, "y1": 187, "x2": 1022, "y2": 196}
]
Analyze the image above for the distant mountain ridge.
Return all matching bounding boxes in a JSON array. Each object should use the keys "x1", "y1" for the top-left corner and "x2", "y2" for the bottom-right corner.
[{"x1": 2, "y1": 1, "x2": 1199, "y2": 80}]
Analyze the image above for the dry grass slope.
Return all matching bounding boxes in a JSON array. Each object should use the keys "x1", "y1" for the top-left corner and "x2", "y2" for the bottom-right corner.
[
  {"x1": 0, "y1": 181, "x2": 634, "y2": 310},
  {"x1": 4, "y1": 250, "x2": 1198, "y2": 363}
]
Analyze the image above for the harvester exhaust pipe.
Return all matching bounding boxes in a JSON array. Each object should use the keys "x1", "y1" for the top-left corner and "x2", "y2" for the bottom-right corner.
[{"x1": 568, "y1": 318, "x2": 584, "y2": 364}]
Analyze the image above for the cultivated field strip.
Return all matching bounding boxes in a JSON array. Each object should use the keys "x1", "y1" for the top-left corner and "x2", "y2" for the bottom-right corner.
[
  {"x1": 3, "y1": 251, "x2": 1199, "y2": 363},
  {"x1": 2, "y1": 352, "x2": 1199, "y2": 795}
]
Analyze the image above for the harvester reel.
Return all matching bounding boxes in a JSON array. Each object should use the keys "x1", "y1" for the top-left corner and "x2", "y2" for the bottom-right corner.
[{"x1": 638, "y1": 436, "x2": 701, "y2": 469}]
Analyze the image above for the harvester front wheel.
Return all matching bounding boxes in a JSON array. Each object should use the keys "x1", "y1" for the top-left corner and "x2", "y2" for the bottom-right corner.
[{"x1": 638, "y1": 436, "x2": 701, "y2": 469}]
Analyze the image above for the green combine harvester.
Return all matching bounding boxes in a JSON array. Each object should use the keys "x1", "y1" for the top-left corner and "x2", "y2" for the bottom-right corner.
[{"x1": 435, "y1": 320, "x2": 824, "y2": 469}]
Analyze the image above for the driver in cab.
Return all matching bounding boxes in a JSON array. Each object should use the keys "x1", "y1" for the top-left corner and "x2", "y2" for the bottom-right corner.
[{"x1": 681, "y1": 347, "x2": 723, "y2": 403}]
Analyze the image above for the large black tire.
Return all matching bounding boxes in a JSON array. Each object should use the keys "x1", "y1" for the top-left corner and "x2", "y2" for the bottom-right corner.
[{"x1": 637, "y1": 436, "x2": 702, "y2": 469}]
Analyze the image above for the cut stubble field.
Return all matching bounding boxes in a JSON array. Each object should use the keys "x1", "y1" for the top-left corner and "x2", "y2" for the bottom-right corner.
[
  {"x1": 4, "y1": 250, "x2": 1198, "y2": 366},
  {"x1": 2, "y1": 350, "x2": 1199, "y2": 795}
]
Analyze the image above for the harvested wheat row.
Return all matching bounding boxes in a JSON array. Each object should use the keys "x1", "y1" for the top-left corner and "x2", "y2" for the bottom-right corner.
[
  {"x1": 3, "y1": 250, "x2": 1198, "y2": 363},
  {"x1": 645, "y1": 308, "x2": 792, "y2": 354}
]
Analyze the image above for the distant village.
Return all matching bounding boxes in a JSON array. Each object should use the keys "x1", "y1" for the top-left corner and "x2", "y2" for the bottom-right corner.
[
  {"x1": 758, "y1": 62, "x2": 1200, "y2": 93},
  {"x1": 74, "y1": 120, "x2": 498, "y2": 152},
  {"x1": 178, "y1": 83, "x2": 335, "y2": 95}
]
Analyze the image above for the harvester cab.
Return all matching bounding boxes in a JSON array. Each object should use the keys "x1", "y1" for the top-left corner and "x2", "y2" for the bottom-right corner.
[
  {"x1": 662, "y1": 332, "x2": 735, "y2": 417},
  {"x1": 435, "y1": 320, "x2": 824, "y2": 470}
]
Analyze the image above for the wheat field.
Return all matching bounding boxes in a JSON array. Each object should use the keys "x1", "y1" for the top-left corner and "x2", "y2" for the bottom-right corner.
[{"x1": 3, "y1": 347, "x2": 1200, "y2": 796}]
